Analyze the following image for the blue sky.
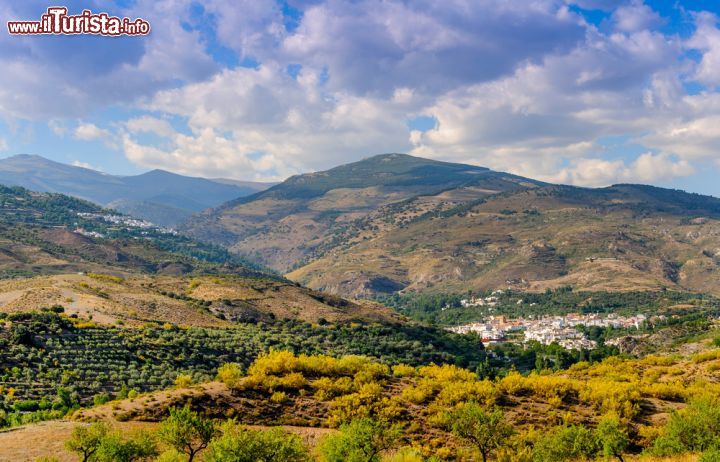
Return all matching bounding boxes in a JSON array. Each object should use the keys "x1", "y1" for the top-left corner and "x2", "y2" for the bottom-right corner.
[{"x1": 2, "y1": 1, "x2": 720, "y2": 196}]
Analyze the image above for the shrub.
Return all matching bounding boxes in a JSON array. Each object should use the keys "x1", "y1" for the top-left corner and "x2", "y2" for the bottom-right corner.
[
  {"x1": 595, "y1": 414, "x2": 629, "y2": 461},
  {"x1": 174, "y1": 374, "x2": 194, "y2": 389},
  {"x1": 651, "y1": 396, "x2": 720, "y2": 456},
  {"x1": 392, "y1": 365, "x2": 416, "y2": 378},
  {"x1": 217, "y1": 363, "x2": 243, "y2": 388},
  {"x1": 93, "y1": 393, "x2": 111, "y2": 406},
  {"x1": 95, "y1": 430, "x2": 157, "y2": 462}
]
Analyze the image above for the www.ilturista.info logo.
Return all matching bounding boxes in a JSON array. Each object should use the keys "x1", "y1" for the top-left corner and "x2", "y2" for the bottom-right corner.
[{"x1": 7, "y1": 7, "x2": 150, "y2": 36}]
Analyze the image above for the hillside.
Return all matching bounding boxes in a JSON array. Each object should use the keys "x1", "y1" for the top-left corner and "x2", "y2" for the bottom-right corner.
[
  {"x1": 182, "y1": 153, "x2": 544, "y2": 272},
  {"x1": 12, "y1": 341, "x2": 720, "y2": 461},
  {"x1": 0, "y1": 184, "x2": 267, "y2": 278},
  {"x1": 288, "y1": 183, "x2": 720, "y2": 297},
  {"x1": 0, "y1": 274, "x2": 401, "y2": 327},
  {"x1": 0, "y1": 155, "x2": 273, "y2": 226}
]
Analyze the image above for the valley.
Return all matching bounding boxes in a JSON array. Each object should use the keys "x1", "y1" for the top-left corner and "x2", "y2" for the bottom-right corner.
[{"x1": 2, "y1": 155, "x2": 720, "y2": 461}]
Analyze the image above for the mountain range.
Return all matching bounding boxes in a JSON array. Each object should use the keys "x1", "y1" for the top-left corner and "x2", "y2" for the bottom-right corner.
[
  {"x1": 0, "y1": 183, "x2": 399, "y2": 326},
  {"x1": 6, "y1": 152, "x2": 720, "y2": 300},
  {"x1": 183, "y1": 153, "x2": 720, "y2": 298},
  {"x1": 0, "y1": 154, "x2": 273, "y2": 226},
  {"x1": 182, "y1": 153, "x2": 543, "y2": 271}
]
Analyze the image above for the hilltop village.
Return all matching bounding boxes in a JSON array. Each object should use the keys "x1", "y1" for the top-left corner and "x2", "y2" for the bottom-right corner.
[{"x1": 448, "y1": 312, "x2": 650, "y2": 349}]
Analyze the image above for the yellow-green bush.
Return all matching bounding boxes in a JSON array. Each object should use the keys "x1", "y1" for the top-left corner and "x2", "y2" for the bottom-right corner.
[
  {"x1": 392, "y1": 364, "x2": 416, "y2": 378},
  {"x1": 313, "y1": 377, "x2": 355, "y2": 401}
]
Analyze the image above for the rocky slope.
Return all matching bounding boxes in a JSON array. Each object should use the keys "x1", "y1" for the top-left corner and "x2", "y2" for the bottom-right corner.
[
  {"x1": 288, "y1": 184, "x2": 720, "y2": 297},
  {"x1": 182, "y1": 153, "x2": 543, "y2": 272}
]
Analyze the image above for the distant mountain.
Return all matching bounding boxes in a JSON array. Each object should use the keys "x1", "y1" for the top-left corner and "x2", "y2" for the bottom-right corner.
[
  {"x1": 0, "y1": 155, "x2": 273, "y2": 226},
  {"x1": 182, "y1": 153, "x2": 544, "y2": 272}
]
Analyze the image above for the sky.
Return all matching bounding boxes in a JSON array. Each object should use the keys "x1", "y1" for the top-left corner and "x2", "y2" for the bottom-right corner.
[{"x1": 2, "y1": 1, "x2": 720, "y2": 195}]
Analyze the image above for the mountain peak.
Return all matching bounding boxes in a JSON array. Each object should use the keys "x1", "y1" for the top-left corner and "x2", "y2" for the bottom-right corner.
[{"x1": 5, "y1": 154, "x2": 55, "y2": 163}]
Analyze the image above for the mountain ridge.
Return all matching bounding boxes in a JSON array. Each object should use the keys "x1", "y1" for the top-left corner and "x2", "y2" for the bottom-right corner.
[
  {"x1": 182, "y1": 153, "x2": 720, "y2": 298},
  {"x1": 182, "y1": 153, "x2": 545, "y2": 271},
  {"x1": 0, "y1": 154, "x2": 274, "y2": 226}
]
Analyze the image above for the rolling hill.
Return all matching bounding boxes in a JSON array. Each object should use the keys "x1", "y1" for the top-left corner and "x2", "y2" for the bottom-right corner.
[
  {"x1": 0, "y1": 184, "x2": 403, "y2": 327},
  {"x1": 0, "y1": 155, "x2": 273, "y2": 226}
]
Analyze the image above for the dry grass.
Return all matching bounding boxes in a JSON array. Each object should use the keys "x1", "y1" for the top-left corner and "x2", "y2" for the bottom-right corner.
[{"x1": 0, "y1": 274, "x2": 401, "y2": 327}]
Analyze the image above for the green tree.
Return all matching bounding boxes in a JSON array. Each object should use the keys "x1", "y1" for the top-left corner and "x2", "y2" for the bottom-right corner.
[
  {"x1": 65, "y1": 422, "x2": 109, "y2": 462},
  {"x1": 318, "y1": 418, "x2": 401, "y2": 462},
  {"x1": 95, "y1": 430, "x2": 157, "y2": 462},
  {"x1": 532, "y1": 425, "x2": 599, "y2": 462},
  {"x1": 448, "y1": 402, "x2": 513, "y2": 462},
  {"x1": 158, "y1": 406, "x2": 216, "y2": 462},
  {"x1": 595, "y1": 415, "x2": 629, "y2": 462},
  {"x1": 205, "y1": 421, "x2": 309, "y2": 462},
  {"x1": 651, "y1": 396, "x2": 720, "y2": 456}
]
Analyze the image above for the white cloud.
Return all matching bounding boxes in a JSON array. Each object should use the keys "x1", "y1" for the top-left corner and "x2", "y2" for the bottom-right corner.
[
  {"x1": 123, "y1": 1, "x2": 700, "y2": 185},
  {"x1": 125, "y1": 63, "x2": 414, "y2": 178},
  {"x1": 0, "y1": 0, "x2": 218, "y2": 120},
  {"x1": 611, "y1": 1, "x2": 663, "y2": 33},
  {"x1": 552, "y1": 153, "x2": 694, "y2": 187},
  {"x1": 48, "y1": 120, "x2": 67, "y2": 137},
  {"x1": 74, "y1": 123, "x2": 111, "y2": 141},
  {"x1": 686, "y1": 11, "x2": 720, "y2": 87},
  {"x1": 1, "y1": 0, "x2": 717, "y2": 189},
  {"x1": 125, "y1": 116, "x2": 176, "y2": 138}
]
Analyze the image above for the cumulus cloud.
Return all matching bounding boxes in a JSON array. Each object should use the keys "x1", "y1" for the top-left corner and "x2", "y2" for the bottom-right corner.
[
  {"x1": 74, "y1": 123, "x2": 110, "y2": 141},
  {"x1": 2, "y1": 0, "x2": 720, "y2": 189},
  {"x1": 0, "y1": 0, "x2": 217, "y2": 119},
  {"x1": 276, "y1": 0, "x2": 586, "y2": 96},
  {"x1": 552, "y1": 153, "x2": 694, "y2": 187},
  {"x1": 123, "y1": 0, "x2": 692, "y2": 182},
  {"x1": 611, "y1": 1, "x2": 663, "y2": 33},
  {"x1": 686, "y1": 12, "x2": 720, "y2": 88},
  {"x1": 126, "y1": 63, "x2": 414, "y2": 178},
  {"x1": 71, "y1": 160, "x2": 103, "y2": 171},
  {"x1": 125, "y1": 116, "x2": 176, "y2": 138}
]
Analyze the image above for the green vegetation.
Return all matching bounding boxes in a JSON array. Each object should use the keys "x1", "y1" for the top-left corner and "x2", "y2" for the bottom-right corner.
[
  {"x1": 158, "y1": 406, "x2": 216, "y2": 462},
  {"x1": 651, "y1": 396, "x2": 720, "y2": 456},
  {"x1": 49, "y1": 348, "x2": 720, "y2": 461},
  {"x1": 66, "y1": 422, "x2": 110, "y2": 462},
  {"x1": 227, "y1": 154, "x2": 503, "y2": 202},
  {"x1": 378, "y1": 288, "x2": 720, "y2": 325},
  {"x1": 318, "y1": 418, "x2": 401, "y2": 462},
  {"x1": 0, "y1": 184, "x2": 266, "y2": 277},
  {"x1": 206, "y1": 421, "x2": 310, "y2": 462},
  {"x1": 0, "y1": 311, "x2": 484, "y2": 429},
  {"x1": 446, "y1": 403, "x2": 513, "y2": 462}
]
